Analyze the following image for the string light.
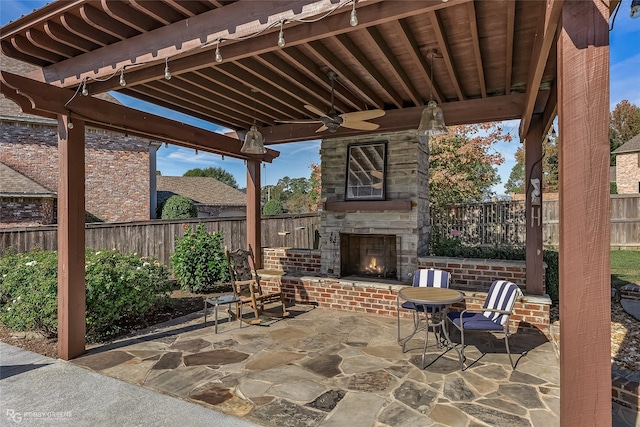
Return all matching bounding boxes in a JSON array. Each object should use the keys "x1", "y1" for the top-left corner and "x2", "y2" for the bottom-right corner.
[
  {"x1": 350, "y1": 0, "x2": 358, "y2": 27},
  {"x1": 66, "y1": 1, "x2": 360, "y2": 106},
  {"x1": 215, "y1": 39, "x2": 223, "y2": 63},
  {"x1": 67, "y1": 114, "x2": 74, "y2": 129},
  {"x1": 195, "y1": 149, "x2": 199, "y2": 155},
  {"x1": 164, "y1": 58, "x2": 171, "y2": 80},
  {"x1": 119, "y1": 67, "x2": 126, "y2": 86},
  {"x1": 277, "y1": 21, "x2": 286, "y2": 47},
  {"x1": 221, "y1": 155, "x2": 225, "y2": 160}
]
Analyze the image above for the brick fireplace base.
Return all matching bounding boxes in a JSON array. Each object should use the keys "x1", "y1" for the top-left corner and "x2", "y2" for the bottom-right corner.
[{"x1": 260, "y1": 248, "x2": 551, "y2": 335}]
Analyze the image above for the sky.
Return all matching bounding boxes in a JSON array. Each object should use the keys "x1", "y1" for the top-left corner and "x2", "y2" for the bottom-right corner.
[{"x1": 2, "y1": 1, "x2": 639, "y2": 194}]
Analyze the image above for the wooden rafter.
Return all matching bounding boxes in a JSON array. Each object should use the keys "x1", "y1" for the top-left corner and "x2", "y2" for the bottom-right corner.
[
  {"x1": 363, "y1": 26, "x2": 422, "y2": 106},
  {"x1": 519, "y1": 0, "x2": 562, "y2": 139},
  {"x1": 393, "y1": 19, "x2": 443, "y2": 105},
  {"x1": 428, "y1": 10, "x2": 464, "y2": 101},
  {"x1": 466, "y1": 1, "x2": 486, "y2": 98},
  {"x1": 334, "y1": 33, "x2": 404, "y2": 109},
  {"x1": 505, "y1": 0, "x2": 516, "y2": 95}
]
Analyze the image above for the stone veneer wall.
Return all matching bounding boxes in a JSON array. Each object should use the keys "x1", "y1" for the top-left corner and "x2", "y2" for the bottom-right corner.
[
  {"x1": 259, "y1": 248, "x2": 550, "y2": 334},
  {"x1": 1, "y1": 120, "x2": 151, "y2": 223},
  {"x1": 319, "y1": 130, "x2": 429, "y2": 281}
]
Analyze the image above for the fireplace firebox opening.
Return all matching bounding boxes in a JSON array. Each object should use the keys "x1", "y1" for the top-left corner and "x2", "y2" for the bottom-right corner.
[{"x1": 340, "y1": 233, "x2": 397, "y2": 279}]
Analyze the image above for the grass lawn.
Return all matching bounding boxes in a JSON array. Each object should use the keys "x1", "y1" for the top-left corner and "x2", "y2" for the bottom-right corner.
[{"x1": 611, "y1": 250, "x2": 640, "y2": 288}]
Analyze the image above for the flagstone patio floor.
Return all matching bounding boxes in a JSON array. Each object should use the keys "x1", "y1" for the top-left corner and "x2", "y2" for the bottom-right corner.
[{"x1": 71, "y1": 304, "x2": 564, "y2": 426}]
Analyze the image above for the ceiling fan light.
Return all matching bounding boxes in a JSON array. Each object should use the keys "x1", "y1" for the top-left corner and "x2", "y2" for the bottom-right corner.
[{"x1": 241, "y1": 125, "x2": 266, "y2": 154}]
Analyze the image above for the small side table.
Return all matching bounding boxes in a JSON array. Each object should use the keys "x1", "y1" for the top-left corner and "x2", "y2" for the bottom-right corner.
[{"x1": 204, "y1": 294, "x2": 240, "y2": 333}]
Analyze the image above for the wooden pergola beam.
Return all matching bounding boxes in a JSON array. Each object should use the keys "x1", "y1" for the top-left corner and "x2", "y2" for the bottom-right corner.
[
  {"x1": 0, "y1": 71, "x2": 279, "y2": 162},
  {"x1": 256, "y1": 93, "x2": 531, "y2": 144}
]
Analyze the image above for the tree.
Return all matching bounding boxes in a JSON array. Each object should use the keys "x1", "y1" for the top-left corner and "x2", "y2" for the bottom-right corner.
[
  {"x1": 504, "y1": 148, "x2": 525, "y2": 194},
  {"x1": 504, "y1": 130, "x2": 558, "y2": 195},
  {"x1": 309, "y1": 163, "x2": 321, "y2": 212},
  {"x1": 610, "y1": 100, "x2": 640, "y2": 165},
  {"x1": 262, "y1": 199, "x2": 284, "y2": 215},
  {"x1": 429, "y1": 122, "x2": 508, "y2": 210},
  {"x1": 183, "y1": 167, "x2": 238, "y2": 188},
  {"x1": 160, "y1": 195, "x2": 197, "y2": 219}
]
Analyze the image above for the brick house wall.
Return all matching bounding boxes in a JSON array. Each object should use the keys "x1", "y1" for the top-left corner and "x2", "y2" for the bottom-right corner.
[
  {"x1": 0, "y1": 120, "x2": 151, "y2": 223},
  {"x1": 615, "y1": 152, "x2": 640, "y2": 194},
  {"x1": 0, "y1": 196, "x2": 56, "y2": 225}
]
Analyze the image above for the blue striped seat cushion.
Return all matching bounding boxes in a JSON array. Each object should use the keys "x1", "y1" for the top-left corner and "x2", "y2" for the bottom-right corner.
[{"x1": 446, "y1": 312, "x2": 504, "y2": 330}]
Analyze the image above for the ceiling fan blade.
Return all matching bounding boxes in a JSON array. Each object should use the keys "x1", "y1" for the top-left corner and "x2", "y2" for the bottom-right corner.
[
  {"x1": 340, "y1": 121, "x2": 380, "y2": 131},
  {"x1": 315, "y1": 124, "x2": 328, "y2": 132},
  {"x1": 372, "y1": 182, "x2": 383, "y2": 189},
  {"x1": 305, "y1": 104, "x2": 330, "y2": 118},
  {"x1": 370, "y1": 170, "x2": 384, "y2": 179},
  {"x1": 340, "y1": 109, "x2": 386, "y2": 122},
  {"x1": 275, "y1": 119, "x2": 322, "y2": 124}
]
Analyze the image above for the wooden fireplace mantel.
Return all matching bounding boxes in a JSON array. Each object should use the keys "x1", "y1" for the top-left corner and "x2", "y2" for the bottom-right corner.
[{"x1": 324, "y1": 199, "x2": 412, "y2": 212}]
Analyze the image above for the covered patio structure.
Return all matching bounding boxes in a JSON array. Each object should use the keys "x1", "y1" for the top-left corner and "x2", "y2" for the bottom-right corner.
[{"x1": 1, "y1": 0, "x2": 616, "y2": 424}]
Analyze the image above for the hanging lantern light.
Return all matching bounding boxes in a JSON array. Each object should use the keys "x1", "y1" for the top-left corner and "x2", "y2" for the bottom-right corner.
[
  {"x1": 416, "y1": 51, "x2": 447, "y2": 142},
  {"x1": 241, "y1": 89, "x2": 266, "y2": 154}
]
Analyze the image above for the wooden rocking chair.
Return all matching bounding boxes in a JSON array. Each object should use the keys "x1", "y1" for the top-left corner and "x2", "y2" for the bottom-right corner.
[{"x1": 225, "y1": 245, "x2": 289, "y2": 325}]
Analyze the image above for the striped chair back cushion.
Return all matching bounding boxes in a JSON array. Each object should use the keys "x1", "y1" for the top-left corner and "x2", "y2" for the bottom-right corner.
[
  {"x1": 482, "y1": 280, "x2": 523, "y2": 325},
  {"x1": 413, "y1": 269, "x2": 450, "y2": 289}
]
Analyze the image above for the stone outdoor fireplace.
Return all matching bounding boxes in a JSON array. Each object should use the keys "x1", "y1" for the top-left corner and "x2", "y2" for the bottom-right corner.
[
  {"x1": 319, "y1": 130, "x2": 429, "y2": 281},
  {"x1": 340, "y1": 233, "x2": 397, "y2": 279}
]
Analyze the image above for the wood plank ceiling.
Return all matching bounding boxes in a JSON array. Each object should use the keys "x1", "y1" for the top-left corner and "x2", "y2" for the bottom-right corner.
[{"x1": 1, "y1": 0, "x2": 558, "y2": 145}]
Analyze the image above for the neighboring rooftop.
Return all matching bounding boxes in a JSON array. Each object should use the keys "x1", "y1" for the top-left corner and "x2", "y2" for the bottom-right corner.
[
  {"x1": 612, "y1": 134, "x2": 640, "y2": 155},
  {"x1": 0, "y1": 162, "x2": 55, "y2": 196},
  {"x1": 157, "y1": 176, "x2": 245, "y2": 206}
]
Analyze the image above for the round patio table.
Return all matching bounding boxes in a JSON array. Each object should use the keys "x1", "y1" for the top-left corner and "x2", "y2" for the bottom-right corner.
[{"x1": 397, "y1": 287, "x2": 464, "y2": 369}]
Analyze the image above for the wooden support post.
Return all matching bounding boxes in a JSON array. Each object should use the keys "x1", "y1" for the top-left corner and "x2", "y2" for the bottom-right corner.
[
  {"x1": 558, "y1": 1, "x2": 611, "y2": 425},
  {"x1": 246, "y1": 160, "x2": 262, "y2": 268},
  {"x1": 525, "y1": 114, "x2": 544, "y2": 295},
  {"x1": 57, "y1": 114, "x2": 86, "y2": 360}
]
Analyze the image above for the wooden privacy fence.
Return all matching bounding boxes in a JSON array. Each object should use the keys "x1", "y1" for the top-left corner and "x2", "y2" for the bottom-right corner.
[
  {"x1": 431, "y1": 195, "x2": 640, "y2": 249},
  {"x1": 0, "y1": 213, "x2": 321, "y2": 266},
  {"x1": 2, "y1": 194, "x2": 638, "y2": 261}
]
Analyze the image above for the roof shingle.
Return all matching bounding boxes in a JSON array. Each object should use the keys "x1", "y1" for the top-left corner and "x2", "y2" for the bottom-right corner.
[
  {"x1": 156, "y1": 176, "x2": 245, "y2": 206},
  {"x1": 0, "y1": 162, "x2": 55, "y2": 196}
]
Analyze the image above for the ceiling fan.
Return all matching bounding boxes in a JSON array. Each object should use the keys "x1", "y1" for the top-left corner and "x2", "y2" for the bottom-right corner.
[{"x1": 276, "y1": 71, "x2": 385, "y2": 133}]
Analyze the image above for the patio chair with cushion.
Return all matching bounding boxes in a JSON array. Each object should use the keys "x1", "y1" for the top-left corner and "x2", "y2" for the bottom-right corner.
[
  {"x1": 446, "y1": 280, "x2": 523, "y2": 369},
  {"x1": 399, "y1": 268, "x2": 451, "y2": 352},
  {"x1": 225, "y1": 245, "x2": 289, "y2": 325}
]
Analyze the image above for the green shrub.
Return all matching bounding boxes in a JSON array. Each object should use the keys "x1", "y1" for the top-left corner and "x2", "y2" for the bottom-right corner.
[
  {"x1": 429, "y1": 231, "x2": 559, "y2": 302},
  {"x1": 262, "y1": 199, "x2": 284, "y2": 215},
  {"x1": 0, "y1": 250, "x2": 58, "y2": 337},
  {"x1": 161, "y1": 195, "x2": 197, "y2": 219},
  {"x1": 0, "y1": 249, "x2": 172, "y2": 343},
  {"x1": 85, "y1": 250, "x2": 172, "y2": 341},
  {"x1": 171, "y1": 224, "x2": 229, "y2": 293}
]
